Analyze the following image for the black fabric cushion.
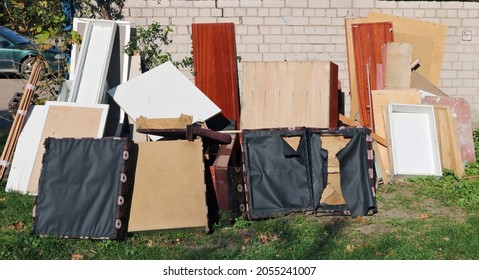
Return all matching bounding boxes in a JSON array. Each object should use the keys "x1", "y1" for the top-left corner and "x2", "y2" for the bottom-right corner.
[{"x1": 33, "y1": 137, "x2": 134, "y2": 240}]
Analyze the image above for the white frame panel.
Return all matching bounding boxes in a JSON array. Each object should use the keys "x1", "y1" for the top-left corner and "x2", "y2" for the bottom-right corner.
[
  {"x1": 69, "y1": 20, "x2": 117, "y2": 104},
  {"x1": 387, "y1": 103, "x2": 442, "y2": 178}
]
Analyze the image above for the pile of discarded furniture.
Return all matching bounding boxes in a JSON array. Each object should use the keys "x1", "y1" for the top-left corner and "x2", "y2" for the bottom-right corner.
[{"x1": 0, "y1": 12, "x2": 474, "y2": 241}]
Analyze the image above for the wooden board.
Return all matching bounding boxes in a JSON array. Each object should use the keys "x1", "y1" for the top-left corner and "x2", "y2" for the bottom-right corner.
[
  {"x1": 107, "y1": 61, "x2": 221, "y2": 141},
  {"x1": 371, "y1": 89, "x2": 421, "y2": 179},
  {"x1": 241, "y1": 61, "x2": 338, "y2": 129},
  {"x1": 6, "y1": 106, "x2": 46, "y2": 194},
  {"x1": 128, "y1": 140, "x2": 208, "y2": 232},
  {"x1": 351, "y1": 22, "x2": 394, "y2": 128},
  {"x1": 345, "y1": 17, "x2": 377, "y2": 120},
  {"x1": 422, "y1": 96, "x2": 476, "y2": 164},
  {"x1": 385, "y1": 42, "x2": 413, "y2": 89},
  {"x1": 368, "y1": 12, "x2": 448, "y2": 86},
  {"x1": 192, "y1": 23, "x2": 240, "y2": 129},
  {"x1": 432, "y1": 105, "x2": 465, "y2": 177},
  {"x1": 69, "y1": 20, "x2": 117, "y2": 104},
  {"x1": 26, "y1": 102, "x2": 109, "y2": 194}
]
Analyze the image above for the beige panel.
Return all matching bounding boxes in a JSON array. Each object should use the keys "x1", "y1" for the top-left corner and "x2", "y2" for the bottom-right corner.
[
  {"x1": 319, "y1": 135, "x2": 351, "y2": 205},
  {"x1": 27, "y1": 104, "x2": 108, "y2": 194},
  {"x1": 128, "y1": 140, "x2": 208, "y2": 232},
  {"x1": 385, "y1": 42, "x2": 413, "y2": 89},
  {"x1": 368, "y1": 12, "x2": 448, "y2": 86},
  {"x1": 241, "y1": 61, "x2": 335, "y2": 129},
  {"x1": 371, "y1": 89, "x2": 422, "y2": 179},
  {"x1": 432, "y1": 105, "x2": 465, "y2": 177}
]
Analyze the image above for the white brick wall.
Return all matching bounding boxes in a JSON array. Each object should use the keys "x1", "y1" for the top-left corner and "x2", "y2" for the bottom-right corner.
[{"x1": 123, "y1": 0, "x2": 479, "y2": 127}]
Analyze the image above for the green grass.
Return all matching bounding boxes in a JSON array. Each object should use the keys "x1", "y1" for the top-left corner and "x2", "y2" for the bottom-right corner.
[{"x1": 1, "y1": 129, "x2": 479, "y2": 260}]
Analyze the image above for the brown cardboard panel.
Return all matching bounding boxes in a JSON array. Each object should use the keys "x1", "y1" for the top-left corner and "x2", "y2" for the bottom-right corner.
[
  {"x1": 411, "y1": 71, "x2": 448, "y2": 97},
  {"x1": 351, "y1": 21, "x2": 394, "y2": 128},
  {"x1": 371, "y1": 89, "x2": 421, "y2": 179},
  {"x1": 368, "y1": 12, "x2": 448, "y2": 86},
  {"x1": 27, "y1": 104, "x2": 108, "y2": 194},
  {"x1": 241, "y1": 61, "x2": 338, "y2": 129},
  {"x1": 135, "y1": 114, "x2": 193, "y2": 129},
  {"x1": 432, "y1": 105, "x2": 465, "y2": 177},
  {"x1": 320, "y1": 135, "x2": 351, "y2": 204},
  {"x1": 422, "y1": 96, "x2": 476, "y2": 164},
  {"x1": 385, "y1": 42, "x2": 413, "y2": 89},
  {"x1": 128, "y1": 140, "x2": 208, "y2": 232}
]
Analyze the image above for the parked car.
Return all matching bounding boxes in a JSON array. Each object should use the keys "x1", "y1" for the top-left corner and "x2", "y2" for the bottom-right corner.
[{"x1": 0, "y1": 25, "x2": 66, "y2": 79}]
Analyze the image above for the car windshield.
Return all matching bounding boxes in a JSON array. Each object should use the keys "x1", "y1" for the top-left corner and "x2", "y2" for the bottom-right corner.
[{"x1": 0, "y1": 27, "x2": 31, "y2": 45}]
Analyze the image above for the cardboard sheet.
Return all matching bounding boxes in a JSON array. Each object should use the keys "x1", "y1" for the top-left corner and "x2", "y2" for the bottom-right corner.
[
  {"x1": 26, "y1": 102, "x2": 109, "y2": 194},
  {"x1": 128, "y1": 140, "x2": 208, "y2": 232}
]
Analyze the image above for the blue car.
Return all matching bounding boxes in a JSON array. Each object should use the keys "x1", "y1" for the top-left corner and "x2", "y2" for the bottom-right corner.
[{"x1": 0, "y1": 26, "x2": 66, "y2": 79}]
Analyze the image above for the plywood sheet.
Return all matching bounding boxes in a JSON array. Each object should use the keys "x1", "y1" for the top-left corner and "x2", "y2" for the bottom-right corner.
[
  {"x1": 432, "y1": 105, "x2": 465, "y2": 177},
  {"x1": 422, "y1": 96, "x2": 476, "y2": 164},
  {"x1": 385, "y1": 42, "x2": 413, "y2": 89},
  {"x1": 6, "y1": 106, "x2": 46, "y2": 194},
  {"x1": 371, "y1": 89, "x2": 421, "y2": 179},
  {"x1": 351, "y1": 22, "x2": 394, "y2": 128},
  {"x1": 107, "y1": 61, "x2": 221, "y2": 141},
  {"x1": 26, "y1": 102, "x2": 109, "y2": 194},
  {"x1": 368, "y1": 12, "x2": 448, "y2": 86},
  {"x1": 128, "y1": 140, "x2": 208, "y2": 232},
  {"x1": 192, "y1": 23, "x2": 240, "y2": 128},
  {"x1": 241, "y1": 61, "x2": 338, "y2": 129},
  {"x1": 386, "y1": 104, "x2": 442, "y2": 178}
]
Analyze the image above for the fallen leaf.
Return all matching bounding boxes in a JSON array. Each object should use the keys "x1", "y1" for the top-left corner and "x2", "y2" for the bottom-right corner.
[
  {"x1": 375, "y1": 252, "x2": 383, "y2": 257},
  {"x1": 259, "y1": 234, "x2": 270, "y2": 244},
  {"x1": 271, "y1": 234, "x2": 280, "y2": 241},
  {"x1": 9, "y1": 222, "x2": 25, "y2": 231},
  {"x1": 147, "y1": 240, "x2": 154, "y2": 247},
  {"x1": 355, "y1": 216, "x2": 368, "y2": 223},
  {"x1": 419, "y1": 214, "x2": 430, "y2": 219},
  {"x1": 243, "y1": 237, "x2": 251, "y2": 245},
  {"x1": 345, "y1": 244, "x2": 356, "y2": 253},
  {"x1": 71, "y1": 253, "x2": 84, "y2": 260},
  {"x1": 442, "y1": 237, "x2": 450, "y2": 242}
]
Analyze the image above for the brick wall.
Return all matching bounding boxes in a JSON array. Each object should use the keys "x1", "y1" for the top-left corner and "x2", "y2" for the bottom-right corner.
[{"x1": 123, "y1": 0, "x2": 479, "y2": 127}]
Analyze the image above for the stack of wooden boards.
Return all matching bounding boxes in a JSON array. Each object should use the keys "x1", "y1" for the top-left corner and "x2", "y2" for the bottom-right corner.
[{"x1": 345, "y1": 12, "x2": 475, "y2": 183}]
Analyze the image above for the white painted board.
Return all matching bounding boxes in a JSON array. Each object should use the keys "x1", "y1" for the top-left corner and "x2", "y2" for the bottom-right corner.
[
  {"x1": 69, "y1": 20, "x2": 117, "y2": 104},
  {"x1": 387, "y1": 103, "x2": 442, "y2": 178},
  {"x1": 107, "y1": 61, "x2": 221, "y2": 140},
  {"x1": 6, "y1": 106, "x2": 47, "y2": 194}
]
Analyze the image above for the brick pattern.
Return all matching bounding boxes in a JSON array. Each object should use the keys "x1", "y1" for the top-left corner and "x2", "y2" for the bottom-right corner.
[{"x1": 123, "y1": 0, "x2": 479, "y2": 126}]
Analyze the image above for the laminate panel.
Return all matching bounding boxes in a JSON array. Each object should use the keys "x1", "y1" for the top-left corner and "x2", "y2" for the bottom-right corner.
[
  {"x1": 385, "y1": 42, "x2": 413, "y2": 89},
  {"x1": 351, "y1": 21, "x2": 394, "y2": 128},
  {"x1": 192, "y1": 23, "x2": 240, "y2": 128}
]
